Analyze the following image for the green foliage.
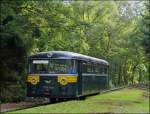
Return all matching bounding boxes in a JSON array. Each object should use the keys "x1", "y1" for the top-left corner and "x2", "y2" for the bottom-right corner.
[
  {"x1": 0, "y1": 1, "x2": 149, "y2": 102},
  {"x1": 139, "y1": 1, "x2": 150, "y2": 55},
  {"x1": 0, "y1": 0, "x2": 33, "y2": 102}
]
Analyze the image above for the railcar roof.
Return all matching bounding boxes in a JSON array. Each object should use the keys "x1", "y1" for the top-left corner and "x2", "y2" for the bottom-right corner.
[{"x1": 30, "y1": 51, "x2": 109, "y2": 65}]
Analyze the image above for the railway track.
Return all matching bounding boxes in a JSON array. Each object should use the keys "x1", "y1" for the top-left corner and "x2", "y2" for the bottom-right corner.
[
  {"x1": 0, "y1": 98, "x2": 49, "y2": 113},
  {"x1": 0, "y1": 86, "x2": 132, "y2": 113}
]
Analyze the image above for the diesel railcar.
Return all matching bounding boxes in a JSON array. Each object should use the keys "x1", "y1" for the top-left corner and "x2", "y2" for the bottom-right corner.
[{"x1": 27, "y1": 51, "x2": 109, "y2": 100}]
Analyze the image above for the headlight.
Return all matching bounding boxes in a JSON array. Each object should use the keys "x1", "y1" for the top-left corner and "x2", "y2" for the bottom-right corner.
[
  {"x1": 58, "y1": 77, "x2": 68, "y2": 85},
  {"x1": 27, "y1": 74, "x2": 40, "y2": 85}
]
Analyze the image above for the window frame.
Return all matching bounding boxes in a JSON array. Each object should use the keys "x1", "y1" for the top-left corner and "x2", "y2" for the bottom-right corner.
[{"x1": 29, "y1": 58, "x2": 77, "y2": 74}]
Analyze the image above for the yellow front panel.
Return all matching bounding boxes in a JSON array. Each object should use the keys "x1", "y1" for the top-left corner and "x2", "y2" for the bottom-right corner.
[
  {"x1": 57, "y1": 76, "x2": 77, "y2": 85},
  {"x1": 27, "y1": 74, "x2": 40, "y2": 85},
  {"x1": 67, "y1": 76, "x2": 77, "y2": 82}
]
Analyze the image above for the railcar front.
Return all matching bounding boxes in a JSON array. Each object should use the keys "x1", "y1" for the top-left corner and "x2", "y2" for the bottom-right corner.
[{"x1": 26, "y1": 58, "x2": 79, "y2": 100}]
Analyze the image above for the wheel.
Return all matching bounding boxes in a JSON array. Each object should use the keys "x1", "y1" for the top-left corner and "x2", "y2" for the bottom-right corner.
[
  {"x1": 77, "y1": 96, "x2": 86, "y2": 100},
  {"x1": 58, "y1": 98, "x2": 65, "y2": 101}
]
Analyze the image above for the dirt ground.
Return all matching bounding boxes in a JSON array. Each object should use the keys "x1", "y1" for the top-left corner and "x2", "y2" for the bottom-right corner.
[
  {"x1": 0, "y1": 102, "x2": 35, "y2": 112},
  {"x1": 0, "y1": 98, "x2": 49, "y2": 113}
]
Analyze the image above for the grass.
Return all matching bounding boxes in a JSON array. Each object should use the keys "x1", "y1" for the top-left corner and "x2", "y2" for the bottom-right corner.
[{"x1": 7, "y1": 88, "x2": 149, "y2": 113}]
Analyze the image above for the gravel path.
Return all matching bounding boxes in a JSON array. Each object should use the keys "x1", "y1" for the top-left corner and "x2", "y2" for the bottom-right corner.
[
  {"x1": 0, "y1": 102, "x2": 36, "y2": 112},
  {"x1": 0, "y1": 98, "x2": 49, "y2": 113}
]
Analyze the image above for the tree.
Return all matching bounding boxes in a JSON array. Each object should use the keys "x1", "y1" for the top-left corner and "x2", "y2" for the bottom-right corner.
[
  {"x1": 0, "y1": 0, "x2": 149, "y2": 102},
  {"x1": 0, "y1": 0, "x2": 34, "y2": 102}
]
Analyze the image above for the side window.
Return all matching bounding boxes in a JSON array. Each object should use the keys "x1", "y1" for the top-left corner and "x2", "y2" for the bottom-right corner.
[
  {"x1": 104, "y1": 67, "x2": 108, "y2": 74},
  {"x1": 67, "y1": 60, "x2": 77, "y2": 74},
  {"x1": 87, "y1": 62, "x2": 92, "y2": 73},
  {"x1": 82, "y1": 62, "x2": 101, "y2": 74},
  {"x1": 82, "y1": 62, "x2": 93, "y2": 74},
  {"x1": 99, "y1": 65, "x2": 103, "y2": 74},
  {"x1": 82, "y1": 62, "x2": 87, "y2": 73},
  {"x1": 95, "y1": 63, "x2": 99, "y2": 73},
  {"x1": 93, "y1": 63, "x2": 98, "y2": 73},
  {"x1": 91, "y1": 63, "x2": 94, "y2": 73}
]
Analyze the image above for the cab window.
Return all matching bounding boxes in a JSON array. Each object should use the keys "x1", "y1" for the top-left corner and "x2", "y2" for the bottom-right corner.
[{"x1": 32, "y1": 60, "x2": 49, "y2": 73}]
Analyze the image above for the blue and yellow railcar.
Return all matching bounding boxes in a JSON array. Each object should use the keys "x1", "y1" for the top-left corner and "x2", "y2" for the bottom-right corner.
[{"x1": 27, "y1": 51, "x2": 109, "y2": 100}]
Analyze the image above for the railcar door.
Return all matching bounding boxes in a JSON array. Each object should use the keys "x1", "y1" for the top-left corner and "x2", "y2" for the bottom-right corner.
[{"x1": 77, "y1": 60, "x2": 83, "y2": 96}]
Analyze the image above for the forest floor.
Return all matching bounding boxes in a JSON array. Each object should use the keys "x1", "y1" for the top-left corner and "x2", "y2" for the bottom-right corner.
[{"x1": 6, "y1": 88, "x2": 149, "y2": 113}]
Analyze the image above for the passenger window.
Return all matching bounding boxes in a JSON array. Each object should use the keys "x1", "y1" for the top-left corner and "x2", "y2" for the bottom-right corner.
[
  {"x1": 104, "y1": 67, "x2": 107, "y2": 74},
  {"x1": 32, "y1": 60, "x2": 49, "y2": 73},
  {"x1": 99, "y1": 66, "x2": 103, "y2": 74},
  {"x1": 82, "y1": 62, "x2": 100, "y2": 74},
  {"x1": 93, "y1": 63, "x2": 97, "y2": 73},
  {"x1": 82, "y1": 62, "x2": 92, "y2": 73},
  {"x1": 87, "y1": 63, "x2": 92, "y2": 73},
  {"x1": 82, "y1": 62, "x2": 87, "y2": 73},
  {"x1": 48, "y1": 59, "x2": 77, "y2": 74},
  {"x1": 95, "y1": 64, "x2": 99, "y2": 73}
]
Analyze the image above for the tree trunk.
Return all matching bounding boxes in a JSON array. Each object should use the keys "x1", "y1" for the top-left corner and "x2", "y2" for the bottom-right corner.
[
  {"x1": 123, "y1": 60, "x2": 128, "y2": 85},
  {"x1": 138, "y1": 69, "x2": 142, "y2": 83},
  {"x1": 131, "y1": 71, "x2": 135, "y2": 84},
  {"x1": 118, "y1": 65, "x2": 122, "y2": 86},
  {"x1": 131, "y1": 62, "x2": 139, "y2": 84}
]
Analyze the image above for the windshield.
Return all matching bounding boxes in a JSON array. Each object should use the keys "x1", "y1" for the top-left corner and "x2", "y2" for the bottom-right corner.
[
  {"x1": 31, "y1": 60, "x2": 49, "y2": 73},
  {"x1": 30, "y1": 59, "x2": 77, "y2": 74}
]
